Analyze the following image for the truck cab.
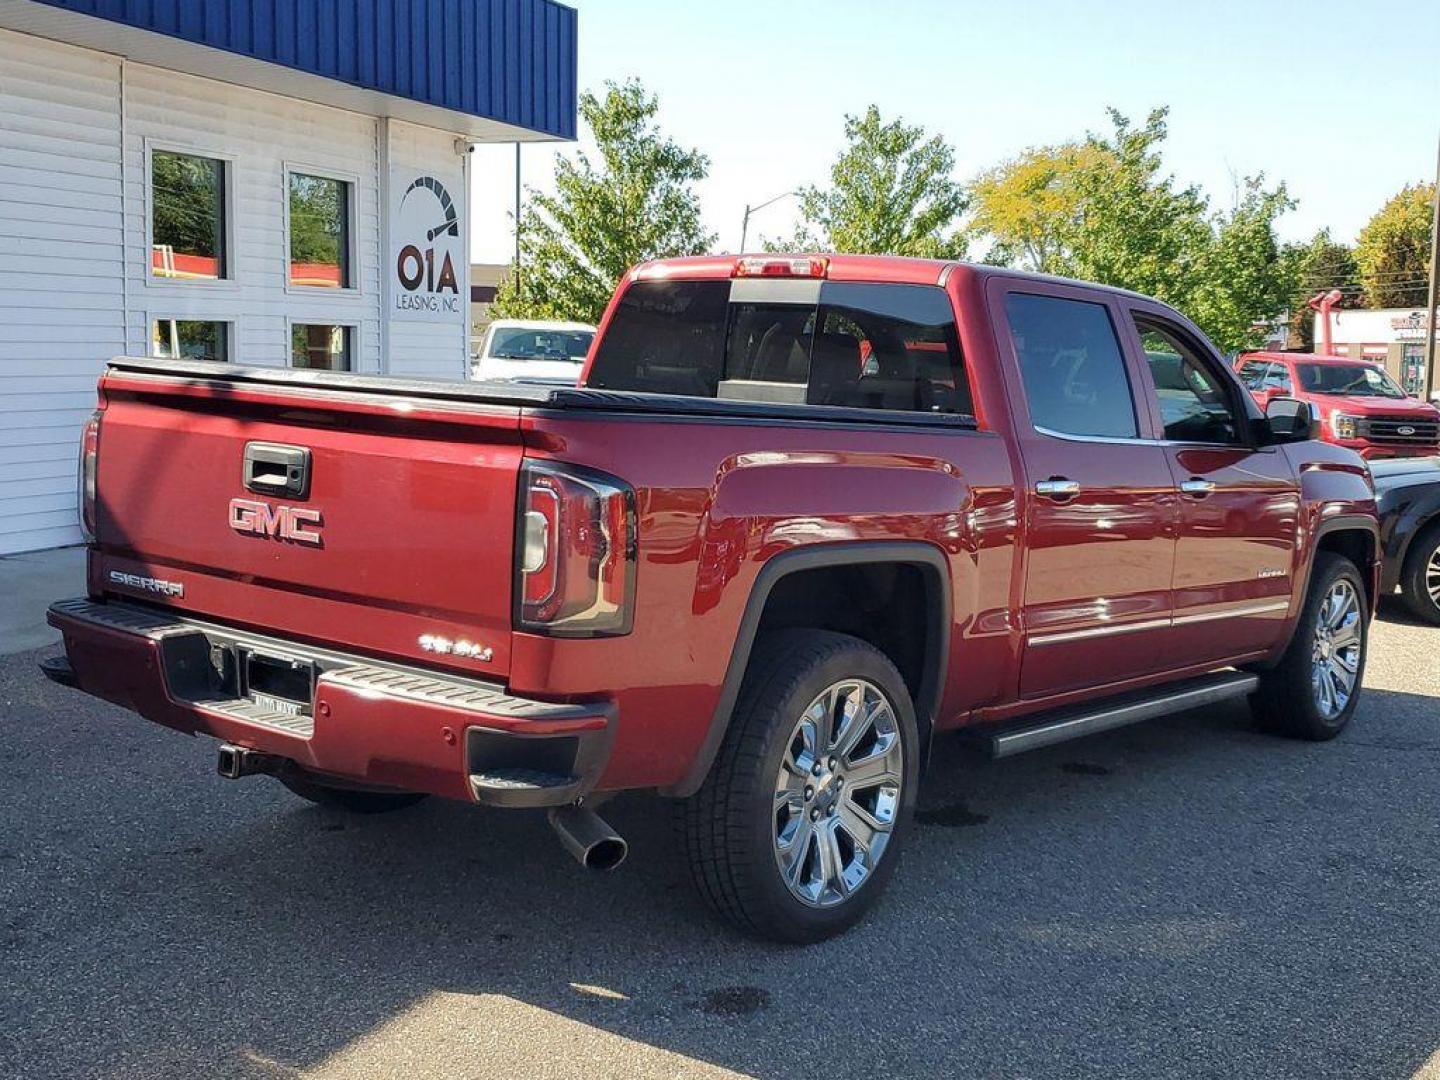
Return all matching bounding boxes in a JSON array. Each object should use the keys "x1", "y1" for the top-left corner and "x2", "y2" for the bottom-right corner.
[{"x1": 1236, "y1": 351, "x2": 1440, "y2": 460}]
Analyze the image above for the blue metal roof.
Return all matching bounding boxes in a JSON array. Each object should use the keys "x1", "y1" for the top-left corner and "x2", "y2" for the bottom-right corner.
[{"x1": 33, "y1": 0, "x2": 577, "y2": 139}]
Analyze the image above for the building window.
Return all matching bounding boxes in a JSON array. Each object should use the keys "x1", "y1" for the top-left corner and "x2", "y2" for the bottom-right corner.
[
  {"x1": 151, "y1": 319, "x2": 229, "y2": 362},
  {"x1": 291, "y1": 324, "x2": 351, "y2": 370},
  {"x1": 288, "y1": 172, "x2": 351, "y2": 288},
  {"x1": 151, "y1": 150, "x2": 227, "y2": 281}
]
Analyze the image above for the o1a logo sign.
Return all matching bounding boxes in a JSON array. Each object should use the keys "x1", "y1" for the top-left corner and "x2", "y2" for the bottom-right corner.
[{"x1": 393, "y1": 174, "x2": 462, "y2": 319}]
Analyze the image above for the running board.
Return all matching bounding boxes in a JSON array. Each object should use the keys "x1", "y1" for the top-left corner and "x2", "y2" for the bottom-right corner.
[{"x1": 980, "y1": 671, "x2": 1259, "y2": 759}]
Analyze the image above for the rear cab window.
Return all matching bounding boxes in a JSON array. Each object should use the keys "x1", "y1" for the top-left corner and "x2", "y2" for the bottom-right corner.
[
  {"x1": 1002, "y1": 292, "x2": 1138, "y2": 439},
  {"x1": 586, "y1": 279, "x2": 974, "y2": 418}
]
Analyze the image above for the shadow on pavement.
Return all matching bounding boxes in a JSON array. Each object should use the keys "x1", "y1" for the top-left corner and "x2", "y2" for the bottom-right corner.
[{"x1": 3, "y1": 645, "x2": 1439, "y2": 1079}]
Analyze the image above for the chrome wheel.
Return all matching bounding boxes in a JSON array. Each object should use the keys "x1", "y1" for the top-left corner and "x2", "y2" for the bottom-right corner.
[
  {"x1": 1310, "y1": 579, "x2": 1362, "y2": 720},
  {"x1": 772, "y1": 678, "x2": 904, "y2": 908},
  {"x1": 1427, "y1": 543, "x2": 1440, "y2": 607}
]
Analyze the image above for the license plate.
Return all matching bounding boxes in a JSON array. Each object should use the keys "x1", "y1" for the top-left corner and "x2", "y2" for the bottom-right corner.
[{"x1": 244, "y1": 650, "x2": 314, "y2": 716}]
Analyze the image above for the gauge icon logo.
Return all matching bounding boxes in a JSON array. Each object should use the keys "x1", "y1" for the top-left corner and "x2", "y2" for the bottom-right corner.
[{"x1": 402, "y1": 175, "x2": 459, "y2": 242}]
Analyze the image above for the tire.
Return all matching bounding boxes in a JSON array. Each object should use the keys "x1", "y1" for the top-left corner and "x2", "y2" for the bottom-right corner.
[
  {"x1": 679, "y1": 629, "x2": 919, "y2": 944},
  {"x1": 1399, "y1": 520, "x2": 1440, "y2": 626},
  {"x1": 1252, "y1": 551, "x2": 1368, "y2": 740},
  {"x1": 278, "y1": 772, "x2": 428, "y2": 814}
]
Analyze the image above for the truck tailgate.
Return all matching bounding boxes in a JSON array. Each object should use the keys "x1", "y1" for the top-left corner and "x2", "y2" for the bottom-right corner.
[{"x1": 91, "y1": 366, "x2": 523, "y2": 678}]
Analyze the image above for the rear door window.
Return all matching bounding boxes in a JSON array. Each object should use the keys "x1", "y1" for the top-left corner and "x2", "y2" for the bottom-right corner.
[{"x1": 1003, "y1": 293, "x2": 1138, "y2": 438}]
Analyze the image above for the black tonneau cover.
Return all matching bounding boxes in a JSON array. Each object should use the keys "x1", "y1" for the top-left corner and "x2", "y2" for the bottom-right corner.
[{"x1": 106, "y1": 356, "x2": 977, "y2": 429}]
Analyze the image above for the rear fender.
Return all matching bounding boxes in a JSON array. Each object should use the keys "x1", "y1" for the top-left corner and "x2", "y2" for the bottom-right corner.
[{"x1": 663, "y1": 541, "x2": 950, "y2": 798}]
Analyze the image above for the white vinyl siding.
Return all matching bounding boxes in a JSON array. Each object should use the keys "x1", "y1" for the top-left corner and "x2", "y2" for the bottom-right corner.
[
  {"x1": 0, "y1": 29, "x2": 122, "y2": 553},
  {"x1": 0, "y1": 29, "x2": 474, "y2": 554}
]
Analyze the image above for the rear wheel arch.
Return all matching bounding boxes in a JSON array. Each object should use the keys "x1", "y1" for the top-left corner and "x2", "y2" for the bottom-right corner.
[{"x1": 665, "y1": 542, "x2": 951, "y2": 798}]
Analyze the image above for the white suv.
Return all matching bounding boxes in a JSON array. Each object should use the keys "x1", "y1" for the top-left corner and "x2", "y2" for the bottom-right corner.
[{"x1": 471, "y1": 319, "x2": 596, "y2": 385}]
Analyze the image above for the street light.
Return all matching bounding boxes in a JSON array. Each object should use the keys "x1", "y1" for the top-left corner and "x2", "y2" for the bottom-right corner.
[{"x1": 739, "y1": 190, "x2": 798, "y2": 253}]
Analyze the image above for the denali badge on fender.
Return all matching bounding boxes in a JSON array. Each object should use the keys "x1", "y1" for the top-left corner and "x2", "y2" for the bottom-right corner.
[
  {"x1": 108, "y1": 570, "x2": 184, "y2": 597},
  {"x1": 229, "y1": 498, "x2": 323, "y2": 545}
]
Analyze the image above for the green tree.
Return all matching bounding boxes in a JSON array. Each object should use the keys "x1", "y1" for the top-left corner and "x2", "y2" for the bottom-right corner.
[
  {"x1": 779, "y1": 106, "x2": 967, "y2": 258},
  {"x1": 1185, "y1": 178, "x2": 1297, "y2": 353},
  {"x1": 967, "y1": 142, "x2": 1108, "y2": 272},
  {"x1": 1354, "y1": 182, "x2": 1435, "y2": 307},
  {"x1": 1053, "y1": 108, "x2": 1215, "y2": 306},
  {"x1": 966, "y1": 107, "x2": 1296, "y2": 352},
  {"x1": 492, "y1": 79, "x2": 714, "y2": 323}
]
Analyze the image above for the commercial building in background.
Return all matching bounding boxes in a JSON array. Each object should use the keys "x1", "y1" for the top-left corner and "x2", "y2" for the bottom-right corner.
[
  {"x1": 469, "y1": 261, "x2": 509, "y2": 351},
  {"x1": 1314, "y1": 308, "x2": 1438, "y2": 396},
  {"x1": 0, "y1": 0, "x2": 577, "y2": 553}
]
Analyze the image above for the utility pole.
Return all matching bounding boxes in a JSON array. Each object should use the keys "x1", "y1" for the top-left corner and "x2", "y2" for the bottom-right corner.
[
  {"x1": 1424, "y1": 132, "x2": 1440, "y2": 402},
  {"x1": 513, "y1": 142, "x2": 522, "y2": 298}
]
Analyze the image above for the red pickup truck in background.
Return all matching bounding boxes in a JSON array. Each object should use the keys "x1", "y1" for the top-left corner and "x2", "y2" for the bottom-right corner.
[
  {"x1": 1235, "y1": 351, "x2": 1440, "y2": 460},
  {"x1": 47, "y1": 255, "x2": 1379, "y2": 942}
]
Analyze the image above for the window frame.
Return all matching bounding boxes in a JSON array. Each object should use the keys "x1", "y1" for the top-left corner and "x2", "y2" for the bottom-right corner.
[
  {"x1": 282, "y1": 162, "x2": 360, "y2": 295},
  {"x1": 145, "y1": 314, "x2": 235, "y2": 364},
  {"x1": 1122, "y1": 304, "x2": 1263, "y2": 449},
  {"x1": 286, "y1": 317, "x2": 359, "y2": 371},
  {"x1": 992, "y1": 281, "x2": 1148, "y2": 444},
  {"x1": 143, "y1": 139, "x2": 237, "y2": 291}
]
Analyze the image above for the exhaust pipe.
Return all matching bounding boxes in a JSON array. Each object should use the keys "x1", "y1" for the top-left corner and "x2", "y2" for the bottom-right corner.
[
  {"x1": 216, "y1": 744, "x2": 282, "y2": 780},
  {"x1": 548, "y1": 804, "x2": 628, "y2": 871}
]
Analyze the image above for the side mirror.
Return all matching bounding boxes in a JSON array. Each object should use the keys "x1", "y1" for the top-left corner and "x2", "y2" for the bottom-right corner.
[{"x1": 1264, "y1": 396, "x2": 1315, "y2": 442}]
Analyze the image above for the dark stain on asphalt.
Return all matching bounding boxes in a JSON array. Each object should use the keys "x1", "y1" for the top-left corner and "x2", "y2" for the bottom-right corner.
[
  {"x1": 1060, "y1": 761, "x2": 1111, "y2": 776},
  {"x1": 320, "y1": 823, "x2": 346, "y2": 832},
  {"x1": 491, "y1": 932, "x2": 513, "y2": 944},
  {"x1": 695, "y1": 986, "x2": 771, "y2": 1017},
  {"x1": 915, "y1": 801, "x2": 989, "y2": 827}
]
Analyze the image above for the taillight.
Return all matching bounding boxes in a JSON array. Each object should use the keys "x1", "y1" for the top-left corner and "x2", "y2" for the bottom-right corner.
[
  {"x1": 77, "y1": 410, "x2": 101, "y2": 542},
  {"x1": 732, "y1": 256, "x2": 829, "y2": 279},
  {"x1": 516, "y1": 460, "x2": 637, "y2": 637}
]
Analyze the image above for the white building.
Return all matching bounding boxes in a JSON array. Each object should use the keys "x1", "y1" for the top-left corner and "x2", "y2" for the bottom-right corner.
[
  {"x1": 0, "y1": 0, "x2": 577, "y2": 553},
  {"x1": 1315, "y1": 307, "x2": 1437, "y2": 396}
]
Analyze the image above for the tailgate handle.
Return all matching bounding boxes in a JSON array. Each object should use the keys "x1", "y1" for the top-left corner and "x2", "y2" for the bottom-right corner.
[{"x1": 243, "y1": 443, "x2": 311, "y2": 498}]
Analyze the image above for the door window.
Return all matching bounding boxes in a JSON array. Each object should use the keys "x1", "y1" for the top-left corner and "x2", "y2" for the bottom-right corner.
[
  {"x1": 1238, "y1": 361, "x2": 1271, "y2": 390},
  {"x1": 1004, "y1": 293, "x2": 1138, "y2": 438},
  {"x1": 1262, "y1": 364, "x2": 1293, "y2": 394},
  {"x1": 1134, "y1": 319, "x2": 1243, "y2": 444}
]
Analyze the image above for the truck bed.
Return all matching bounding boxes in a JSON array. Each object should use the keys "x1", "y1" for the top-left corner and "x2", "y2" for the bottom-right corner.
[{"x1": 107, "y1": 357, "x2": 979, "y2": 429}]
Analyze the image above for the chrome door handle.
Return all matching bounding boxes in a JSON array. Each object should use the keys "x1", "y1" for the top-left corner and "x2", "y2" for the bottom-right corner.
[
  {"x1": 1035, "y1": 478, "x2": 1081, "y2": 499},
  {"x1": 1181, "y1": 478, "x2": 1216, "y2": 496}
]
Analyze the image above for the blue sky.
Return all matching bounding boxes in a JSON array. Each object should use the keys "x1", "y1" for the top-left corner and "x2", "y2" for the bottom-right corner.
[{"x1": 470, "y1": 0, "x2": 1439, "y2": 264}]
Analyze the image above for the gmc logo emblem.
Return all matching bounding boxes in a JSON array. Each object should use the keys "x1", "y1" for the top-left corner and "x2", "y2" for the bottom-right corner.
[{"x1": 229, "y1": 498, "x2": 323, "y2": 545}]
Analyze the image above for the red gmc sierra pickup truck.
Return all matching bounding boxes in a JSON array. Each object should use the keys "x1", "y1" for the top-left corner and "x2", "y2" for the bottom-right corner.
[{"x1": 46, "y1": 254, "x2": 1380, "y2": 942}]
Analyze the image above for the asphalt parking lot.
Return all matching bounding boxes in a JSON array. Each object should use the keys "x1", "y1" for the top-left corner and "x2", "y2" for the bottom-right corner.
[{"x1": 2, "y1": 601, "x2": 1438, "y2": 1080}]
